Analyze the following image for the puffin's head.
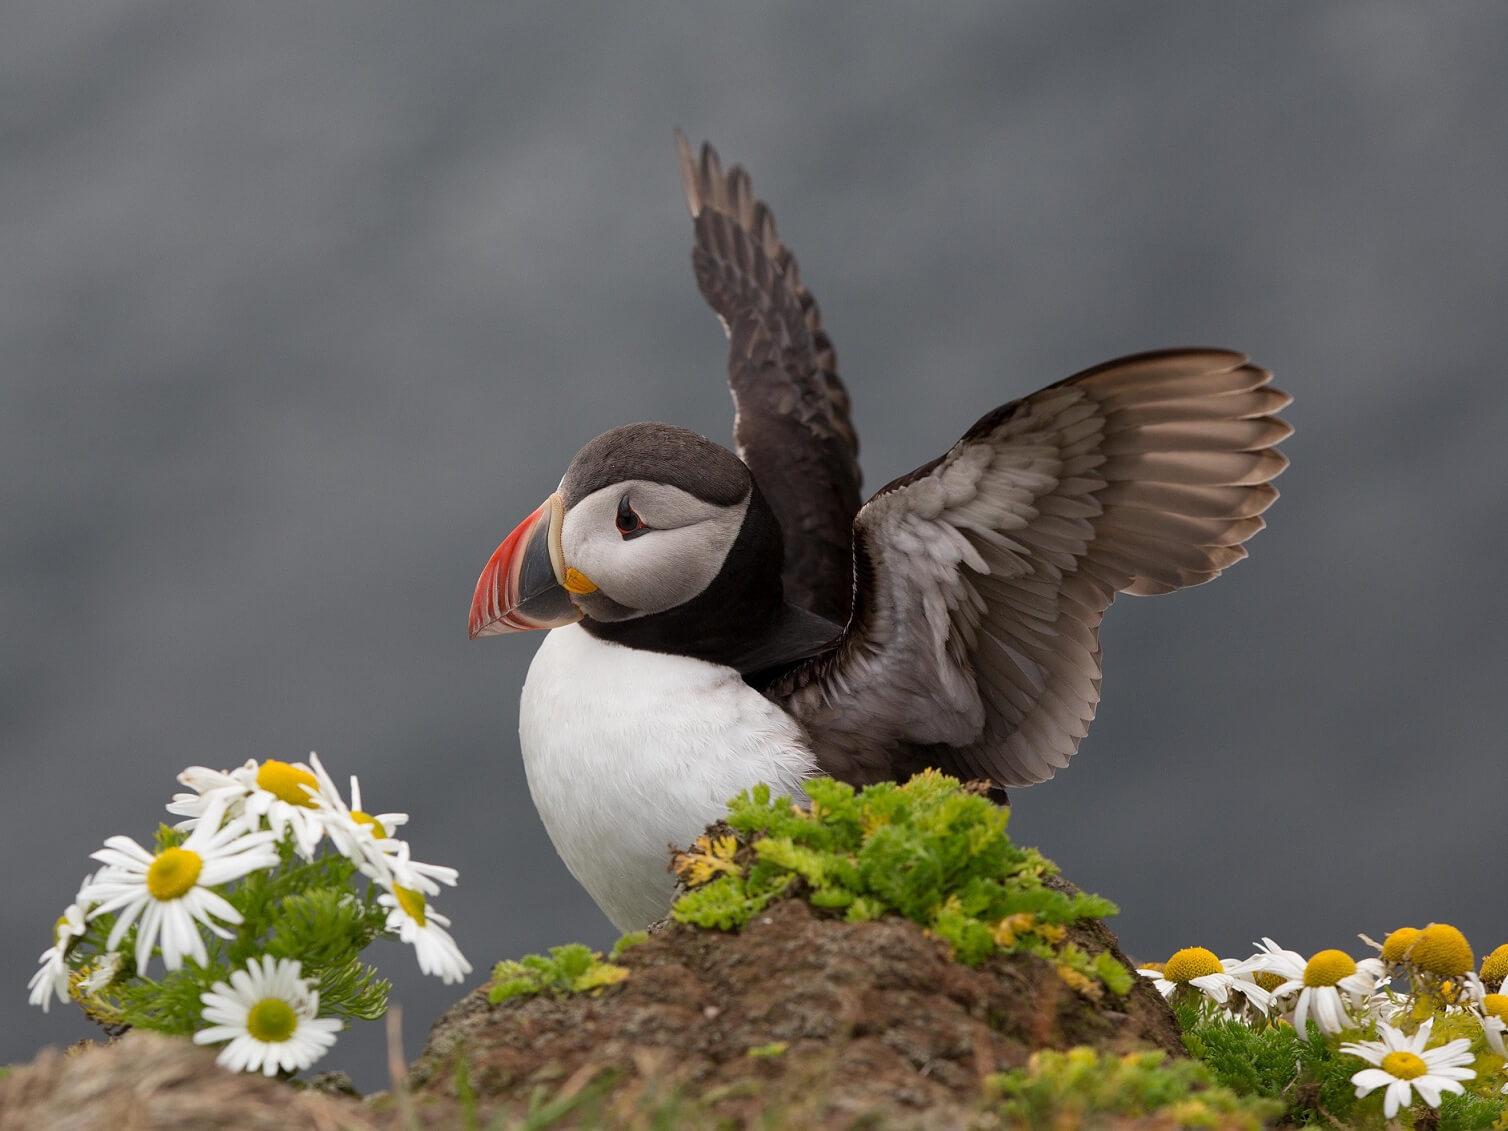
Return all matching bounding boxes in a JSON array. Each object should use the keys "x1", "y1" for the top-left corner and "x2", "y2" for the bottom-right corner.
[{"x1": 468, "y1": 423, "x2": 779, "y2": 640}]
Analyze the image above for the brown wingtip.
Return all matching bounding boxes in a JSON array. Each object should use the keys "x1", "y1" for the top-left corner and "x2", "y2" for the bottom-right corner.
[
  {"x1": 673, "y1": 129, "x2": 701, "y2": 217},
  {"x1": 674, "y1": 130, "x2": 726, "y2": 220}
]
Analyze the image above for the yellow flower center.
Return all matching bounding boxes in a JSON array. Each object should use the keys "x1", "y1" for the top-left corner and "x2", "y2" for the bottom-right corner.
[
  {"x1": 255, "y1": 760, "x2": 319, "y2": 807},
  {"x1": 394, "y1": 884, "x2": 427, "y2": 927},
  {"x1": 1482, "y1": 994, "x2": 1508, "y2": 1021},
  {"x1": 1480, "y1": 944, "x2": 1508, "y2": 988},
  {"x1": 1381, "y1": 927, "x2": 1421, "y2": 964},
  {"x1": 352, "y1": 811, "x2": 387, "y2": 838},
  {"x1": 1139, "y1": 962, "x2": 1166, "y2": 975},
  {"x1": 1163, "y1": 947, "x2": 1223, "y2": 983},
  {"x1": 1303, "y1": 949, "x2": 1357, "y2": 987},
  {"x1": 245, "y1": 997, "x2": 298, "y2": 1043},
  {"x1": 145, "y1": 847, "x2": 203, "y2": 901},
  {"x1": 1380, "y1": 1050, "x2": 1428, "y2": 1080},
  {"x1": 1250, "y1": 970, "x2": 1286, "y2": 992},
  {"x1": 1412, "y1": 923, "x2": 1473, "y2": 976}
]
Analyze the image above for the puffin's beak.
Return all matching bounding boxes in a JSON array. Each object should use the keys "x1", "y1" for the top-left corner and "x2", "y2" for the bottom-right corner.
[{"x1": 469, "y1": 493, "x2": 587, "y2": 638}]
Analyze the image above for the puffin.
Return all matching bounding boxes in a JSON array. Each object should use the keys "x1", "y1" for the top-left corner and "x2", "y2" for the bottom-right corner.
[{"x1": 469, "y1": 134, "x2": 1291, "y2": 931}]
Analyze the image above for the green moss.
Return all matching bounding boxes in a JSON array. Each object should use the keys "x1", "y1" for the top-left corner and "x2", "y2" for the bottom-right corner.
[
  {"x1": 488, "y1": 943, "x2": 629, "y2": 1005},
  {"x1": 988, "y1": 1047, "x2": 1281, "y2": 1129},
  {"x1": 669, "y1": 771, "x2": 1127, "y2": 995},
  {"x1": 667, "y1": 872, "x2": 780, "y2": 931},
  {"x1": 1091, "y1": 949, "x2": 1135, "y2": 996},
  {"x1": 1176, "y1": 1004, "x2": 1313, "y2": 1102},
  {"x1": 1437, "y1": 1088, "x2": 1508, "y2": 1130},
  {"x1": 609, "y1": 931, "x2": 647, "y2": 958},
  {"x1": 745, "y1": 1041, "x2": 789, "y2": 1058}
]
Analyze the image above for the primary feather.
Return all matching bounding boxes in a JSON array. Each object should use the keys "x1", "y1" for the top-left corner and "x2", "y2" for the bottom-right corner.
[
  {"x1": 764, "y1": 349, "x2": 1291, "y2": 790},
  {"x1": 676, "y1": 130, "x2": 862, "y2": 625}
]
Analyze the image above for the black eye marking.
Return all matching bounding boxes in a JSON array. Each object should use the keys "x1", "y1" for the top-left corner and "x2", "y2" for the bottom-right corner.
[{"x1": 616, "y1": 494, "x2": 649, "y2": 539}]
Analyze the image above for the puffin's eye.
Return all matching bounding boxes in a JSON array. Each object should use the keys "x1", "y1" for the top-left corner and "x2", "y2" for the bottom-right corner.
[{"x1": 616, "y1": 495, "x2": 648, "y2": 539}]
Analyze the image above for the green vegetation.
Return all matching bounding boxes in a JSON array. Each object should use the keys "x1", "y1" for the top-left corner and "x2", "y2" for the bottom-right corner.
[
  {"x1": 744, "y1": 1041, "x2": 788, "y2": 1059},
  {"x1": 486, "y1": 772, "x2": 1132, "y2": 1010},
  {"x1": 31, "y1": 754, "x2": 472, "y2": 1078},
  {"x1": 1176, "y1": 1001, "x2": 1508, "y2": 1129},
  {"x1": 477, "y1": 772, "x2": 1508, "y2": 1126},
  {"x1": 670, "y1": 770, "x2": 1128, "y2": 995},
  {"x1": 1179, "y1": 1006, "x2": 1365, "y2": 1126},
  {"x1": 486, "y1": 932, "x2": 646, "y2": 1004},
  {"x1": 987, "y1": 1047, "x2": 1281, "y2": 1129},
  {"x1": 488, "y1": 943, "x2": 631, "y2": 1004}
]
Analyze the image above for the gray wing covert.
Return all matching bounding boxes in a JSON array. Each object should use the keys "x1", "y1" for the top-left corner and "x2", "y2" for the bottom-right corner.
[
  {"x1": 675, "y1": 132, "x2": 862, "y2": 625},
  {"x1": 768, "y1": 349, "x2": 1292, "y2": 789}
]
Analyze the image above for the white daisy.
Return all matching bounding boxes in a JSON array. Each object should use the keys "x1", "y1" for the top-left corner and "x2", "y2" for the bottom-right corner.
[
  {"x1": 1359, "y1": 988, "x2": 1409, "y2": 1026},
  {"x1": 1456, "y1": 971, "x2": 1488, "y2": 1006},
  {"x1": 167, "y1": 763, "x2": 248, "y2": 816},
  {"x1": 1138, "y1": 947, "x2": 1272, "y2": 1013},
  {"x1": 168, "y1": 758, "x2": 326, "y2": 859},
  {"x1": 1473, "y1": 990, "x2": 1508, "y2": 1056},
  {"x1": 83, "y1": 799, "x2": 278, "y2": 974},
  {"x1": 27, "y1": 873, "x2": 96, "y2": 1012},
  {"x1": 385, "y1": 839, "x2": 460, "y2": 898},
  {"x1": 193, "y1": 955, "x2": 342, "y2": 1076},
  {"x1": 1340, "y1": 1018, "x2": 1475, "y2": 1119},
  {"x1": 1249, "y1": 938, "x2": 1383, "y2": 1035},
  {"x1": 378, "y1": 881, "x2": 471, "y2": 985},
  {"x1": 304, "y1": 753, "x2": 456, "y2": 895},
  {"x1": 308, "y1": 753, "x2": 409, "y2": 841},
  {"x1": 303, "y1": 754, "x2": 406, "y2": 875},
  {"x1": 78, "y1": 950, "x2": 124, "y2": 996},
  {"x1": 28, "y1": 946, "x2": 70, "y2": 1012}
]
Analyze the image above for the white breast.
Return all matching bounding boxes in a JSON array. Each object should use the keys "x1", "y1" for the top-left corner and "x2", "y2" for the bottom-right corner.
[{"x1": 517, "y1": 623, "x2": 817, "y2": 932}]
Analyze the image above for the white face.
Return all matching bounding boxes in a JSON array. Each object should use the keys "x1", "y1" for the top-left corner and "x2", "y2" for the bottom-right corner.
[{"x1": 559, "y1": 479, "x2": 749, "y2": 619}]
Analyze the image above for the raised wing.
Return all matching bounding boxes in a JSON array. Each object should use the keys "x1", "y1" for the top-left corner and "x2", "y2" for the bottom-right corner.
[
  {"x1": 676, "y1": 132, "x2": 862, "y2": 625},
  {"x1": 768, "y1": 349, "x2": 1292, "y2": 789}
]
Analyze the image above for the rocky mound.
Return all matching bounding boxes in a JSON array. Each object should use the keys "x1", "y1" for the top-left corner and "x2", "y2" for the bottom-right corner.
[
  {"x1": 408, "y1": 894, "x2": 1181, "y2": 1128},
  {"x1": 0, "y1": 1032, "x2": 377, "y2": 1131}
]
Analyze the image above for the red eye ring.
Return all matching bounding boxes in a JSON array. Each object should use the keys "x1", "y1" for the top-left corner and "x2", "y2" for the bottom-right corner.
[{"x1": 616, "y1": 495, "x2": 648, "y2": 539}]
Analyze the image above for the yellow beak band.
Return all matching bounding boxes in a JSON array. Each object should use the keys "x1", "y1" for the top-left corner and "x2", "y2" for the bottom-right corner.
[{"x1": 562, "y1": 567, "x2": 598, "y2": 595}]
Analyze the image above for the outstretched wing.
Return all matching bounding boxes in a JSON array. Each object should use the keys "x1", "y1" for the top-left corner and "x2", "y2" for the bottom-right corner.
[
  {"x1": 676, "y1": 132, "x2": 862, "y2": 625},
  {"x1": 768, "y1": 349, "x2": 1292, "y2": 789}
]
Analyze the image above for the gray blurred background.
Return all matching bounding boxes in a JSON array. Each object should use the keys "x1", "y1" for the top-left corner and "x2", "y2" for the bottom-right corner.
[{"x1": 5, "y1": 1, "x2": 1507, "y2": 1086}]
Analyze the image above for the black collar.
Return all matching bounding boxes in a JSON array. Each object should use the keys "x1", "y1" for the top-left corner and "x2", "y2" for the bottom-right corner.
[{"x1": 578, "y1": 482, "x2": 841, "y2": 678}]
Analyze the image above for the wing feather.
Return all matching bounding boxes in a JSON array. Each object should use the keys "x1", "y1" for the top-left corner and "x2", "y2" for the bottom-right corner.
[
  {"x1": 675, "y1": 132, "x2": 861, "y2": 624},
  {"x1": 771, "y1": 348, "x2": 1291, "y2": 789}
]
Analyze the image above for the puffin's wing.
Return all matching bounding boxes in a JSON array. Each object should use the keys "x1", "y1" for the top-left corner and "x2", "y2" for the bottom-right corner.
[
  {"x1": 770, "y1": 349, "x2": 1292, "y2": 789},
  {"x1": 675, "y1": 132, "x2": 862, "y2": 625}
]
